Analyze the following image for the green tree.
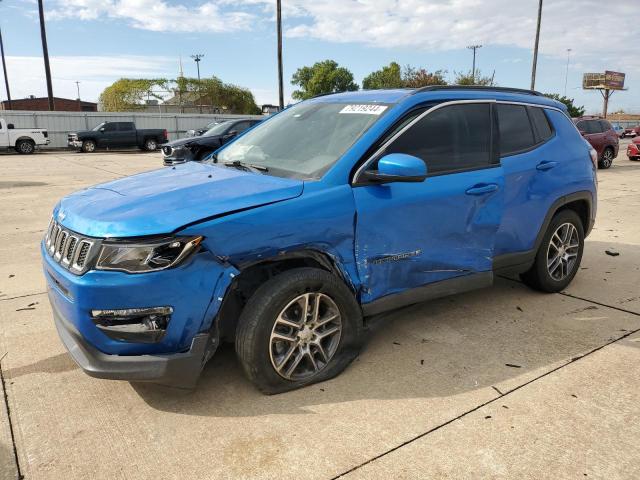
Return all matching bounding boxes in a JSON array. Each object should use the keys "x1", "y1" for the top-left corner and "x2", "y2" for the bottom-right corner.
[
  {"x1": 454, "y1": 69, "x2": 496, "y2": 86},
  {"x1": 362, "y1": 62, "x2": 403, "y2": 89},
  {"x1": 543, "y1": 93, "x2": 586, "y2": 118},
  {"x1": 99, "y1": 78, "x2": 169, "y2": 111},
  {"x1": 362, "y1": 62, "x2": 447, "y2": 89},
  {"x1": 291, "y1": 60, "x2": 358, "y2": 100},
  {"x1": 402, "y1": 66, "x2": 447, "y2": 88}
]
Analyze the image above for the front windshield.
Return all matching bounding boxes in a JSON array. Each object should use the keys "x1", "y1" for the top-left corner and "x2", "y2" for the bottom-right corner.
[
  {"x1": 215, "y1": 102, "x2": 390, "y2": 179},
  {"x1": 92, "y1": 122, "x2": 106, "y2": 131},
  {"x1": 203, "y1": 121, "x2": 230, "y2": 137}
]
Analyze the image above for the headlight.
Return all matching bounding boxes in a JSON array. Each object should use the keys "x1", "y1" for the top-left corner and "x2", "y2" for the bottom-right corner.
[{"x1": 96, "y1": 236, "x2": 203, "y2": 273}]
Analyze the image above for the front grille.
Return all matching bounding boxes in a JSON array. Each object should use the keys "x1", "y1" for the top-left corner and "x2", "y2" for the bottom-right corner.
[
  {"x1": 44, "y1": 218, "x2": 100, "y2": 275},
  {"x1": 162, "y1": 146, "x2": 172, "y2": 155}
]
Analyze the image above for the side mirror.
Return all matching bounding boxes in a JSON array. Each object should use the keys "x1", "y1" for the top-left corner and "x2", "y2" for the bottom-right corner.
[
  {"x1": 7, "y1": 123, "x2": 14, "y2": 129},
  {"x1": 99, "y1": 127, "x2": 105, "y2": 132},
  {"x1": 362, "y1": 153, "x2": 427, "y2": 184}
]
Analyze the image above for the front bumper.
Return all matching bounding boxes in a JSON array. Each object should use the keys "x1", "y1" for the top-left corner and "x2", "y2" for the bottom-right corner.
[
  {"x1": 51, "y1": 292, "x2": 213, "y2": 387},
  {"x1": 69, "y1": 140, "x2": 82, "y2": 148}
]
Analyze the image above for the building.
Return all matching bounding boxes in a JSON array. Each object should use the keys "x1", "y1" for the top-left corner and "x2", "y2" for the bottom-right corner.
[
  {"x1": 0, "y1": 96, "x2": 97, "y2": 112},
  {"x1": 606, "y1": 113, "x2": 640, "y2": 128}
]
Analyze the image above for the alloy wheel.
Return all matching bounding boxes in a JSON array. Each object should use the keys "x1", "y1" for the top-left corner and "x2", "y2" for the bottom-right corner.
[
  {"x1": 269, "y1": 292, "x2": 342, "y2": 381},
  {"x1": 546, "y1": 222, "x2": 580, "y2": 281}
]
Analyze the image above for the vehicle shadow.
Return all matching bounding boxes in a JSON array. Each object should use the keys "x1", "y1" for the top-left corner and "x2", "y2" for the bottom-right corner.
[{"x1": 133, "y1": 250, "x2": 640, "y2": 418}]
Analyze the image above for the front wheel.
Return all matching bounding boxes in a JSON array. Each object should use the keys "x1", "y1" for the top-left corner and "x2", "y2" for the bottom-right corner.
[
  {"x1": 235, "y1": 268, "x2": 363, "y2": 394},
  {"x1": 521, "y1": 210, "x2": 584, "y2": 293},
  {"x1": 81, "y1": 140, "x2": 96, "y2": 153},
  {"x1": 598, "y1": 147, "x2": 614, "y2": 169},
  {"x1": 143, "y1": 138, "x2": 157, "y2": 151}
]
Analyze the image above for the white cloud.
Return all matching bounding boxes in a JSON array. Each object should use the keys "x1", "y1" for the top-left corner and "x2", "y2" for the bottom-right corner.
[
  {"x1": 3, "y1": 55, "x2": 177, "y2": 103},
  {"x1": 49, "y1": 0, "x2": 255, "y2": 32}
]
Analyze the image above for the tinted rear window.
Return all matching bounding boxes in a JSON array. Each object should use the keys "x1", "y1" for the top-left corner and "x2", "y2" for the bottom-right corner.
[
  {"x1": 497, "y1": 104, "x2": 535, "y2": 156},
  {"x1": 528, "y1": 107, "x2": 553, "y2": 142},
  {"x1": 598, "y1": 120, "x2": 612, "y2": 132}
]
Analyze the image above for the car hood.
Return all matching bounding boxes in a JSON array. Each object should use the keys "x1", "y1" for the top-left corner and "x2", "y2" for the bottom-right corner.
[
  {"x1": 54, "y1": 162, "x2": 304, "y2": 238},
  {"x1": 164, "y1": 136, "x2": 221, "y2": 148}
]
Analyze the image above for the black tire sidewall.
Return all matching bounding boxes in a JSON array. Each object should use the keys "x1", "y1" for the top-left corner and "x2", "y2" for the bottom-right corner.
[
  {"x1": 235, "y1": 268, "x2": 363, "y2": 394},
  {"x1": 17, "y1": 140, "x2": 34, "y2": 154},
  {"x1": 529, "y1": 210, "x2": 585, "y2": 292},
  {"x1": 145, "y1": 139, "x2": 157, "y2": 151}
]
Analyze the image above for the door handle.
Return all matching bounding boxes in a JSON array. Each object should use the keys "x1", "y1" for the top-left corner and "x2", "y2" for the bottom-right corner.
[
  {"x1": 536, "y1": 161, "x2": 557, "y2": 171},
  {"x1": 465, "y1": 183, "x2": 499, "y2": 195}
]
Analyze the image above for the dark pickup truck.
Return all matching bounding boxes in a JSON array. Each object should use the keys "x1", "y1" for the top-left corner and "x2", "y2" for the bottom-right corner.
[{"x1": 68, "y1": 122, "x2": 168, "y2": 153}]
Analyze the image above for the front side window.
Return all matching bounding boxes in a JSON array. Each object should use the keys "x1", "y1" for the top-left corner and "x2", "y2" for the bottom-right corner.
[
  {"x1": 382, "y1": 103, "x2": 492, "y2": 175},
  {"x1": 103, "y1": 123, "x2": 117, "y2": 132},
  {"x1": 497, "y1": 104, "x2": 535, "y2": 156},
  {"x1": 216, "y1": 102, "x2": 389, "y2": 179},
  {"x1": 598, "y1": 120, "x2": 612, "y2": 132},
  {"x1": 203, "y1": 122, "x2": 231, "y2": 137}
]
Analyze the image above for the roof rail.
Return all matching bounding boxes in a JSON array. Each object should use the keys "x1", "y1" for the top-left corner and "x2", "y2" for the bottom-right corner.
[{"x1": 412, "y1": 85, "x2": 543, "y2": 96}]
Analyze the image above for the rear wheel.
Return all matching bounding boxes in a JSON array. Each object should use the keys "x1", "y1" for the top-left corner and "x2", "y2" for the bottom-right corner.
[
  {"x1": 143, "y1": 138, "x2": 157, "y2": 151},
  {"x1": 81, "y1": 140, "x2": 96, "y2": 153},
  {"x1": 521, "y1": 210, "x2": 584, "y2": 293},
  {"x1": 235, "y1": 268, "x2": 363, "y2": 394},
  {"x1": 598, "y1": 147, "x2": 614, "y2": 169},
  {"x1": 16, "y1": 139, "x2": 35, "y2": 154}
]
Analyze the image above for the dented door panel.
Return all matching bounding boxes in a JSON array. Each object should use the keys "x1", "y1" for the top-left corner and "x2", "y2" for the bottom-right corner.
[{"x1": 353, "y1": 167, "x2": 504, "y2": 303}]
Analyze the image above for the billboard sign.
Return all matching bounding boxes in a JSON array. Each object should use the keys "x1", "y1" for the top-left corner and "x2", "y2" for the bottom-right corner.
[{"x1": 583, "y1": 71, "x2": 625, "y2": 90}]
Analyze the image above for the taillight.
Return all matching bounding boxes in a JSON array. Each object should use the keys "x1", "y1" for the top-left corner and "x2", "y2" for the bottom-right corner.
[{"x1": 589, "y1": 147, "x2": 597, "y2": 170}]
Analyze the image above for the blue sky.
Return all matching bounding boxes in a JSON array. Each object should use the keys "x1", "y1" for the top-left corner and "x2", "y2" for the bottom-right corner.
[{"x1": 1, "y1": 0, "x2": 638, "y2": 114}]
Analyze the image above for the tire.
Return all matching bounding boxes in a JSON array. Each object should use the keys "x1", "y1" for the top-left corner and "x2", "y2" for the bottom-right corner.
[
  {"x1": 143, "y1": 138, "x2": 157, "y2": 151},
  {"x1": 16, "y1": 139, "x2": 35, "y2": 154},
  {"x1": 235, "y1": 267, "x2": 363, "y2": 394},
  {"x1": 521, "y1": 209, "x2": 585, "y2": 293},
  {"x1": 598, "y1": 147, "x2": 614, "y2": 169},
  {"x1": 81, "y1": 140, "x2": 96, "y2": 153}
]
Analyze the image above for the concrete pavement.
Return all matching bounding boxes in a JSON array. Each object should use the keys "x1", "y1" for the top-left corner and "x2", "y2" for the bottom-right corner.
[{"x1": 1, "y1": 144, "x2": 639, "y2": 479}]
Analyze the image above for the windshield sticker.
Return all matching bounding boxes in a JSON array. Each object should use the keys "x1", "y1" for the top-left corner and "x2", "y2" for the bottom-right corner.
[{"x1": 339, "y1": 104, "x2": 388, "y2": 115}]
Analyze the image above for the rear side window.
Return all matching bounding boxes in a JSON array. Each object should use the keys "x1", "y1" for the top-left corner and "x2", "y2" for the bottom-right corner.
[
  {"x1": 528, "y1": 107, "x2": 553, "y2": 142},
  {"x1": 384, "y1": 103, "x2": 492, "y2": 175},
  {"x1": 496, "y1": 104, "x2": 535, "y2": 156},
  {"x1": 118, "y1": 122, "x2": 135, "y2": 131},
  {"x1": 598, "y1": 120, "x2": 612, "y2": 132}
]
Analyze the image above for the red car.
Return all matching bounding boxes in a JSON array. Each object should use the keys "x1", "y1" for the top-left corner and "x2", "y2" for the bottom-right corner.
[
  {"x1": 622, "y1": 126, "x2": 639, "y2": 138},
  {"x1": 627, "y1": 137, "x2": 640, "y2": 161},
  {"x1": 574, "y1": 117, "x2": 619, "y2": 169}
]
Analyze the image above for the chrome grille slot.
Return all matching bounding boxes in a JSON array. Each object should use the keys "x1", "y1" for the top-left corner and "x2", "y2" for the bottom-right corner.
[{"x1": 43, "y1": 219, "x2": 99, "y2": 275}]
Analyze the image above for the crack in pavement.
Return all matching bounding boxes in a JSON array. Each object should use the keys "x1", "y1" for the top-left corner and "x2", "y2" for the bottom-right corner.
[
  {"x1": 0, "y1": 355, "x2": 24, "y2": 480},
  {"x1": 0, "y1": 292, "x2": 47, "y2": 302},
  {"x1": 331, "y1": 291, "x2": 640, "y2": 479}
]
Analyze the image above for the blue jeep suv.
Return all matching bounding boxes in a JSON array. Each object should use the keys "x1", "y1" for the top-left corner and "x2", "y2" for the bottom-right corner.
[{"x1": 42, "y1": 86, "x2": 597, "y2": 393}]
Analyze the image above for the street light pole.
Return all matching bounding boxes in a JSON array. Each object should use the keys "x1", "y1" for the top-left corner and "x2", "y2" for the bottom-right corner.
[
  {"x1": 276, "y1": 0, "x2": 284, "y2": 110},
  {"x1": 466, "y1": 45, "x2": 482, "y2": 84},
  {"x1": 530, "y1": 0, "x2": 543, "y2": 91},
  {"x1": 38, "y1": 0, "x2": 55, "y2": 110},
  {"x1": 75, "y1": 81, "x2": 80, "y2": 100},
  {"x1": 191, "y1": 54, "x2": 204, "y2": 113},
  {"x1": 0, "y1": 26, "x2": 11, "y2": 110},
  {"x1": 563, "y1": 48, "x2": 571, "y2": 97}
]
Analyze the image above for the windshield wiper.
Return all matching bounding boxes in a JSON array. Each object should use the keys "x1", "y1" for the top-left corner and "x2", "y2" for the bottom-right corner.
[{"x1": 224, "y1": 160, "x2": 269, "y2": 173}]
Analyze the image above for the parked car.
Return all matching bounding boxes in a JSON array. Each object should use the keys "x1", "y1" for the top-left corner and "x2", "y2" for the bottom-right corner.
[
  {"x1": 621, "y1": 126, "x2": 639, "y2": 138},
  {"x1": 162, "y1": 119, "x2": 261, "y2": 165},
  {"x1": 573, "y1": 117, "x2": 619, "y2": 169},
  {"x1": 43, "y1": 86, "x2": 596, "y2": 393},
  {"x1": 185, "y1": 121, "x2": 227, "y2": 138},
  {"x1": 68, "y1": 122, "x2": 168, "y2": 153},
  {"x1": 612, "y1": 124, "x2": 625, "y2": 138},
  {"x1": 0, "y1": 118, "x2": 49, "y2": 154},
  {"x1": 627, "y1": 137, "x2": 640, "y2": 160}
]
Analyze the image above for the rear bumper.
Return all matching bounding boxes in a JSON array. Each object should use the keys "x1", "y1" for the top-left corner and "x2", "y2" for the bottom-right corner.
[{"x1": 51, "y1": 290, "x2": 214, "y2": 388}]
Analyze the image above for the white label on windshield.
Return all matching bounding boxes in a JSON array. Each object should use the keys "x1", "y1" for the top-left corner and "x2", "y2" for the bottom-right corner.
[{"x1": 339, "y1": 104, "x2": 388, "y2": 115}]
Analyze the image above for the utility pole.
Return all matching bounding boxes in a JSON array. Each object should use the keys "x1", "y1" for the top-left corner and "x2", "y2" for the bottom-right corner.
[
  {"x1": 0, "y1": 26, "x2": 11, "y2": 110},
  {"x1": 38, "y1": 0, "x2": 55, "y2": 110},
  {"x1": 530, "y1": 0, "x2": 543, "y2": 91},
  {"x1": 276, "y1": 0, "x2": 284, "y2": 110},
  {"x1": 563, "y1": 48, "x2": 571, "y2": 97},
  {"x1": 466, "y1": 45, "x2": 482, "y2": 84},
  {"x1": 75, "y1": 81, "x2": 80, "y2": 100},
  {"x1": 191, "y1": 54, "x2": 204, "y2": 113}
]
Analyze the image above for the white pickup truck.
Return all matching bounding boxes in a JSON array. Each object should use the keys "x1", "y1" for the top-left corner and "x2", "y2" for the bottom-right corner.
[{"x1": 0, "y1": 118, "x2": 50, "y2": 154}]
